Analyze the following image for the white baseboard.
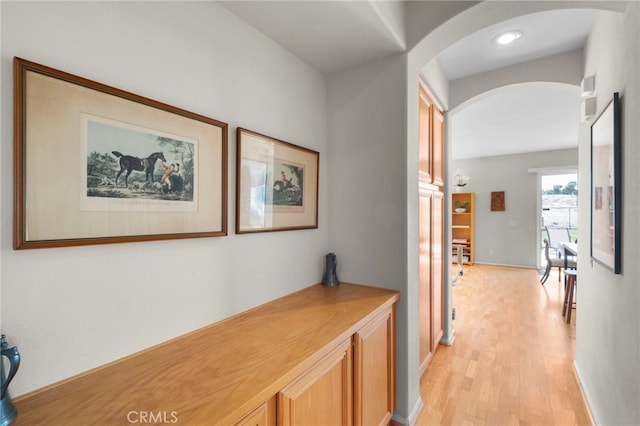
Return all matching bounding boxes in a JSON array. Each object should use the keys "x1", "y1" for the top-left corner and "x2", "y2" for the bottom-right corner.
[
  {"x1": 441, "y1": 327, "x2": 455, "y2": 346},
  {"x1": 573, "y1": 361, "x2": 599, "y2": 425},
  {"x1": 392, "y1": 396, "x2": 424, "y2": 425},
  {"x1": 472, "y1": 261, "x2": 537, "y2": 269}
]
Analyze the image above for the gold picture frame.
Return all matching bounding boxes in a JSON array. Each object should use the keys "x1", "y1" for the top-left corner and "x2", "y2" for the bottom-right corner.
[
  {"x1": 236, "y1": 128, "x2": 319, "y2": 233},
  {"x1": 13, "y1": 57, "x2": 228, "y2": 249}
]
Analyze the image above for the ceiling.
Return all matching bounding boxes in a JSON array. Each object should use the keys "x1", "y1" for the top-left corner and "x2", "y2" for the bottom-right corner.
[
  {"x1": 220, "y1": 1, "x2": 599, "y2": 160},
  {"x1": 436, "y1": 9, "x2": 597, "y2": 81},
  {"x1": 450, "y1": 87, "x2": 582, "y2": 160},
  {"x1": 441, "y1": 9, "x2": 597, "y2": 160},
  {"x1": 219, "y1": 1, "x2": 406, "y2": 74}
]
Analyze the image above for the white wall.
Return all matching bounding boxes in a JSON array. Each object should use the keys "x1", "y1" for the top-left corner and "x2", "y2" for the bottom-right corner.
[
  {"x1": 452, "y1": 148, "x2": 578, "y2": 268},
  {"x1": 449, "y1": 49, "x2": 584, "y2": 110},
  {"x1": 1, "y1": 1, "x2": 329, "y2": 396},
  {"x1": 326, "y1": 54, "x2": 418, "y2": 421},
  {"x1": 576, "y1": 3, "x2": 640, "y2": 424},
  {"x1": 0, "y1": 1, "x2": 3, "y2": 333}
]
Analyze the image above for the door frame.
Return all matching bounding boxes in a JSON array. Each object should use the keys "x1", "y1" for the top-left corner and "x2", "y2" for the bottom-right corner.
[{"x1": 531, "y1": 166, "x2": 578, "y2": 269}]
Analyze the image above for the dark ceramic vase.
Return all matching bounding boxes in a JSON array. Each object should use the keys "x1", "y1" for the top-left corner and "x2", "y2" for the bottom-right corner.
[{"x1": 322, "y1": 252, "x2": 340, "y2": 287}]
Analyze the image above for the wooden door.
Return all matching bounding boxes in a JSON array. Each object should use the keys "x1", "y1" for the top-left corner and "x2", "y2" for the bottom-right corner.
[
  {"x1": 278, "y1": 339, "x2": 352, "y2": 426},
  {"x1": 353, "y1": 307, "x2": 395, "y2": 426},
  {"x1": 419, "y1": 188, "x2": 433, "y2": 375},
  {"x1": 431, "y1": 191, "x2": 444, "y2": 351}
]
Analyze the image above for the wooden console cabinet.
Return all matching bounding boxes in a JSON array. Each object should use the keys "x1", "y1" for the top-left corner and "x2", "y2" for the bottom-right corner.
[{"x1": 14, "y1": 283, "x2": 398, "y2": 426}]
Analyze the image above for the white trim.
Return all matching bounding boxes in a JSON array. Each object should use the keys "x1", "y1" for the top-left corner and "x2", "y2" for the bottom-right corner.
[
  {"x1": 528, "y1": 165, "x2": 578, "y2": 174},
  {"x1": 473, "y1": 261, "x2": 538, "y2": 270},
  {"x1": 441, "y1": 327, "x2": 456, "y2": 346},
  {"x1": 392, "y1": 396, "x2": 424, "y2": 426},
  {"x1": 573, "y1": 361, "x2": 600, "y2": 426},
  {"x1": 418, "y1": 76, "x2": 445, "y2": 112},
  {"x1": 531, "y1": 169, "x2": 578, "y2": 268},
  {"x1": 536, "y1": 172, "x2": 543, "y2": 269}
]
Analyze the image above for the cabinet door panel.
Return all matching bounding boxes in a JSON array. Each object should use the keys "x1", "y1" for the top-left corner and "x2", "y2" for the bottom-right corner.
[
  {"x1": 431, "y1": 192, "x2": 444, "y2": 351},
  {"x1": 432, "y1": 108, "x2": 444, "y2": 186},
  {"x1": 419, "y1": 81, "x2": 445, "y2": 188},
  {"x1": 235, "y1": 397, "x2": 276, "y2": 426},
  {"x1": 419, "y1": 86, "x2": 433, "y2": 184},
  {"x1": 354, "y1": 308, "x2": 395, "y2": 426},
  {"x1": 278, "y1": 340, "x2": 352, "y2": 426},
  {"x1": 419, "y1": 189, "x2": 433, "y2": 375}
]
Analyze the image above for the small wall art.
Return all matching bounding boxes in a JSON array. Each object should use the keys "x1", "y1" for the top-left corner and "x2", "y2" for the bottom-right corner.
[
  {"x1": 236, "y1": 128, "x2": 319, "y2": 233},
  {"x1": 491, "y1": 191, "x2": 505, "y2": 211}
]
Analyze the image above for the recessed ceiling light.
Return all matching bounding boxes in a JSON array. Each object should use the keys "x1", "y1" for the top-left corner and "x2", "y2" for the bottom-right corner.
[{"x1": 494, "y1": 30, "x2": 522, "y2": 45}]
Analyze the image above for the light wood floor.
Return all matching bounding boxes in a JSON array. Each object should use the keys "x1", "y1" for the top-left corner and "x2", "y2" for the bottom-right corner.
[{"x1": 416, "y1": 264, "x2": 592, "y2": 426}]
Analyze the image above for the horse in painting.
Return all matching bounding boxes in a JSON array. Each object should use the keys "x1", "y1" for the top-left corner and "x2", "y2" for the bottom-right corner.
[{"x1": 112, "y1": 151, "x2": 166, "y2": 188}]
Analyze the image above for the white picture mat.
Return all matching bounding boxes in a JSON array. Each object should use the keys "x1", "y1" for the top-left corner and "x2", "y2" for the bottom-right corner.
[
  {"x1": 24, "y1": 70, "x2": 224, "y2": 241},
  {"x1": 238, "y1": 130, "x2": 318, "y2": 231}
]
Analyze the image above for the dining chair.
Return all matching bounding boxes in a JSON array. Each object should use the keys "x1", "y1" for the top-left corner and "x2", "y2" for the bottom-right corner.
[
  {"x1": 541, "y1": 238, "x2": 576, "y2": 285},
  {"x1": 545, "y1": 226, "x2": 571, "y2": 258},
  {"x1": 563, "y1": 268, "x2": 578, "y2": 323}
]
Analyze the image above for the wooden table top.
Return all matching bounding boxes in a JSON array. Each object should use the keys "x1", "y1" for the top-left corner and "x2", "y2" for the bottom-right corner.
[{"x1": 14, "y1": 283, "x2": 399, "y2": 425}]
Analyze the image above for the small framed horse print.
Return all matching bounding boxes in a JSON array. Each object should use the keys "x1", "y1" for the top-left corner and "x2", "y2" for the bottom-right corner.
[
  {"x1": 13, "y1": 57, "x2": 228, "y2": 249},
  {"x1": 236, "y1": 128, "x2": 319, "y2": 234}
]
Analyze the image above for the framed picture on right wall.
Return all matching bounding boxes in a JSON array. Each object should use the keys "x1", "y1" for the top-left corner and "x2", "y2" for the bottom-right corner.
[{"x1": 590, "y1": 92, "x2": 621, "y2": 274}]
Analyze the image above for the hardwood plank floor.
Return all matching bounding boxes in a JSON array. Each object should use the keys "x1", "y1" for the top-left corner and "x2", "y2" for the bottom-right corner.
[{"x1": 416, "y1": 264, "x2": 592, "y2": 426}]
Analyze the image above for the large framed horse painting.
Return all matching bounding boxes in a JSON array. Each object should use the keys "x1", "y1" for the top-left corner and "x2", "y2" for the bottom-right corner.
[{"x1": 13, "y1": 57, "x2": 228, "y2": 249}]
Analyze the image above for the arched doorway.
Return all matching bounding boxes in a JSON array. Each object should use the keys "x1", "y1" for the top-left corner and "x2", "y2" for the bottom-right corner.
[
  {"x1": 406, "y1": 0, "x2": 626, "y2": 352},
  {"x1": 402, "y1": 2, "x2": 627, "y2": 423}
]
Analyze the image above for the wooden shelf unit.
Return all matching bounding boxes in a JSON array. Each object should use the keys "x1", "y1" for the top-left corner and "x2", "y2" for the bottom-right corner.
[{"x1": 452, "y1": 192, "x2": 474, "y2": 265}]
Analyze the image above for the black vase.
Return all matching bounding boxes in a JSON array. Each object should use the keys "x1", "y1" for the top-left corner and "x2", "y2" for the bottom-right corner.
[{"x1": 322, "y1": 253, "x2": 340, "y2": 287}]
